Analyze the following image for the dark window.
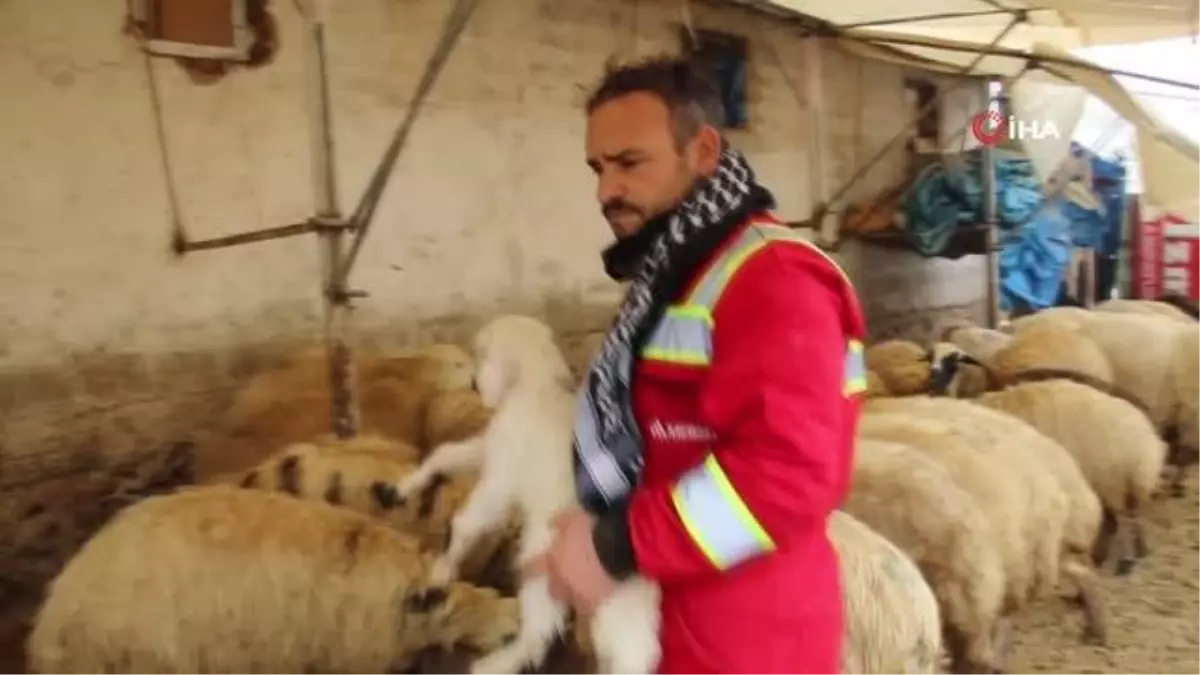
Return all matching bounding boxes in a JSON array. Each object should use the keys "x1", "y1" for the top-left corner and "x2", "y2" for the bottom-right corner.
[{"x1": 681, "y1": 28, "x2": 750, "y2": 130}]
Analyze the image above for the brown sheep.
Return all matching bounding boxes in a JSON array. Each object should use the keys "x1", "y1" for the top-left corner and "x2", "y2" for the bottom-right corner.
[
  {"x1": 227, "y1": 436, "x2": 518, "y2": 591},
  {"x1": 193, "y1": 343, "x2": 475, "y2": 481},
  {"x1": 25, "y1": 486, "x2": 519, "y2": 674},
  {"x1": 864, "y1": 340, "x2": 935, "y2": 396}
]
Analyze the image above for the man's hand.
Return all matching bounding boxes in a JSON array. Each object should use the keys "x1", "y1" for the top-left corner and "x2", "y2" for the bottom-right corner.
[{"x1": 522, "y1": 508, "x2": 619, "y2": 615}]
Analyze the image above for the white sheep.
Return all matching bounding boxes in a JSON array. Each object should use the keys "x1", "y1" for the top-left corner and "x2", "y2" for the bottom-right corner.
[
  {"x1": 939, "y1": 321, "x2": 1012, "y2": 365},
  {"x1": 845, "y1": 437, "x2": 1008, "y2": 673},
  {"x1": 25, "y1": 485, "x2": 520, "y2": 674},
  {"x1": 973, "y1": 378, "x2": 1169, "y2": 575},
  {"x1": 1012, "y1": 309, "x2": 1199, "y2": 494},
  {"x1": 864, "y1": 395, "x2": 1107, "y2": 644},
  {"x1": 391, "y1": 314, "x2": 654, "y2": 674},
  {"x1": 828, "y1": 510, "x2": 943, "y2": 674},
  {"x1": 1094, "y1": 298, "x2": 1196, "y2": 324},
  {"x1": 857, "y1": 413, "x2": 1051, "y2": 614}
]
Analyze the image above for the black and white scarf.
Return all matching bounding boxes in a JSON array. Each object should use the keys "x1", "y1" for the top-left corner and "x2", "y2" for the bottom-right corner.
[{"x1": 573, "y1": 148, "x2": 775, "y2": 514}]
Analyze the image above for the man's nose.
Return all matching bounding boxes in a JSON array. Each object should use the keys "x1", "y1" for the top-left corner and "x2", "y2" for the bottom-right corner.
[{"x1": 596, "y1": 172, "x2": 625, "y2": 206}]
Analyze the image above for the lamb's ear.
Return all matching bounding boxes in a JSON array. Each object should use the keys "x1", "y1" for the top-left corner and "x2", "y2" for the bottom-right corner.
[{"x1": 474, "y1": 352, "x2": 515, "y2": 408}]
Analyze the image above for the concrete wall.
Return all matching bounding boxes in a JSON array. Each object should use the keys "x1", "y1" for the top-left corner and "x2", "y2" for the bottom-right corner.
[{"x1": 0, "y1": 0, "x2": 986, "y2": 606}]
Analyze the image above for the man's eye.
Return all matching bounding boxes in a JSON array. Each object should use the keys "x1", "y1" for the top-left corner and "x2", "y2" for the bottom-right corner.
[{"x1": 617, "y1": 158, "x2": 639, "y2": 170}]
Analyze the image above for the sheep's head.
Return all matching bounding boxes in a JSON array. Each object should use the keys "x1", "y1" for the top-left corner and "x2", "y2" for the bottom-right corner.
[
  {"x1": 927, "y1": 342, "x2": 992, "y2": 398},
  {"x1": 472, "y1": 315, "x2": 571, "y2": 408},
  {"x1": 416, "y1": 343, "x2": 475, "y2": 392}
]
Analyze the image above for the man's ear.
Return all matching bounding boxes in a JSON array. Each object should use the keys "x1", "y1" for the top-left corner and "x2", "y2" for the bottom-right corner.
[{"x1": 692, "y1": 124, "x2": 723, "y2": 174}]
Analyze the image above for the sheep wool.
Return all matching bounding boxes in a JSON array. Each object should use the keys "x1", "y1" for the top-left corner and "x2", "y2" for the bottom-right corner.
[
  {"x1": 845, "y1": 437, "x2": 1007, "y2": 673},
  {"x1": 864, "y1": 395, "x2": 1107, "y2": 644},
  {"x1": 864, "y1": 340, "x2": 934, "y2": 396},
  {"x1": 829, "y1": 510, "x2": 943, "y2": 674},
  {"x1": 858, "y1": 413, "x2": 1043, "y2": 613},
  {"x1": 424, "y1": 389, "x2": 493, "y2": 450},
  {"x1": 976, "y1": 379, "x2": 1168, "y2": 575},
  {"x1": 193, "y1": 343, "x2": 476, "y2": 480},
  {"x1": 988, "y1": 321, "x2": 1113, "y2": 386},
  {"x1": 232, "y1": 436, "x2": 517, "y2": 587},
  {"x1": 26, "y1": 485, "x2": 520, "y2": 674},
  {"x1": 1094, "y1": 298, "x2": 1196, "y2": 324},
  {"x1": 942, "y1": 323, "x2": 1013, "y2": 365}
]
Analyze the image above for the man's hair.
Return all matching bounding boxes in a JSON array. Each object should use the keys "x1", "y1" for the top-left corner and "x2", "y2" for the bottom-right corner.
[{"x1": 585, "y1": 55, "x2": 724, "y2": 150}]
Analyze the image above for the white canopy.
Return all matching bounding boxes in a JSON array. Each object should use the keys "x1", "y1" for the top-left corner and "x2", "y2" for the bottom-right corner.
[{"x1": 735, "y1": 0, "x2": 1200, "y2": 221}]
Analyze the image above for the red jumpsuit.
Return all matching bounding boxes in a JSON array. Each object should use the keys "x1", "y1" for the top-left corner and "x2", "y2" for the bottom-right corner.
[{"x1": 619, "y1": 213, "x2": 866, "y2": 673}]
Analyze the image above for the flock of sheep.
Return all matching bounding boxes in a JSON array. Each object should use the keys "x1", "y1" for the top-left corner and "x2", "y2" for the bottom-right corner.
[{"x1": 20, "y1": 295, "x2": 1200, "y2": 674}]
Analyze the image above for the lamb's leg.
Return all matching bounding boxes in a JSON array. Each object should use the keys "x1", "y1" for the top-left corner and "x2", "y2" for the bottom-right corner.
[
  {"x1": 1090, "y1": 508, "x2": 1118, "y2": 567},
  {"x1": 1167, "y1": 446, "x2": 1195, "y2": 497},
  {"x1": 590, "y1": 578, "x2": 662, "y2": 675},
  {"x1": 1062, "y1": 558, "x2": 1107, "y2": 645},
  {"x1": 396, "y1": 436, "x2": 485, "y2": 498},
  {"x1": 1129, "y1": 494, "x2": 1149, "y2": 560},
  {"x1": 1113, "y1": 513, "x2": 1138, "y2": 576},
  {"x1": 469, "y1": 575, "x2": 568, "y2": 674},
  {"x1": 430, "y1": 474, "x2": 510, "y2": 585},
  {"x1": 471, "y1": 525, "x2": 568, "y2": 674}
]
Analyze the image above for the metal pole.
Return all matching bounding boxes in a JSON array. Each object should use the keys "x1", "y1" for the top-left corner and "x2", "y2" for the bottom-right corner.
[
  {"x1": 982, "y1": 78, "x2": 1001, "y2": 328},
  {"x1": 303, "y1": 3, "x2": 360, "y2": 440}
]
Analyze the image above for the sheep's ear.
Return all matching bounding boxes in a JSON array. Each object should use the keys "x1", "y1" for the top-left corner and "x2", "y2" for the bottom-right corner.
[{"x1": 474, "y1": 353, "x2": 515, "y2": 408}]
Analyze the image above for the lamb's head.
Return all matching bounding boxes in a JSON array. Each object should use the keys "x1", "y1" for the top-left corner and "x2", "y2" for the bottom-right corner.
[{"x1": 471, "y1": 315, "x2": 572, "y2": 408}]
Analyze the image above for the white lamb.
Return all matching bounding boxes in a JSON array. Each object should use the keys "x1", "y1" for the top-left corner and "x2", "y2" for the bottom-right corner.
[{"x1": 393, "y1": 314, "x2": 661, "y2": 674}]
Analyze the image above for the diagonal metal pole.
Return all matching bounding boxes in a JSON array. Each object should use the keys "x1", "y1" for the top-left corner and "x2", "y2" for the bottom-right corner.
[
  {"x1": 333, "y1": 0, "x2": 479, "y2": 289},
  {"x1": 812, "y1": 13, "x2": 1026, "y2": 225}
]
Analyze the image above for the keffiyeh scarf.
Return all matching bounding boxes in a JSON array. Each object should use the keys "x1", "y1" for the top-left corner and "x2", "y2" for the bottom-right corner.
[{"x1": 573, "y1": 148, "x2": 775, "y2": 514}]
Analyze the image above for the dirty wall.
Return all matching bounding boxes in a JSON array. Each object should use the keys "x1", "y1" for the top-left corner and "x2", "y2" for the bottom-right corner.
[{"x1": 0, "y1": 0, "x2": 986, "y2": 606}]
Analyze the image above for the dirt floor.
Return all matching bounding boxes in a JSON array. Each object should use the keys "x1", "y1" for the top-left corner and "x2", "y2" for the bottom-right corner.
[
  {"x1": 2, "y1": 473, "x2": 1196, "y2": 674},
  {"x1": 1008, "y1": 469, "x2": 1200, "y2": 674}
]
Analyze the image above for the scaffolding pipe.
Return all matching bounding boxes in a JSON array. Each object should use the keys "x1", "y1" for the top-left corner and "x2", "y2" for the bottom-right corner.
[
  {"x1": 172, "y1": 220, "x2": 320, "y2": 253},
  {"x1": 982, "y1": 78, "x2": 1001, "y2": 328},
  {"x1": 856, "y1": 33, "x2": 1200, "y2": 91},
  {"x1": 302, "y1": 3, "x2": 361, "y2": 440}
]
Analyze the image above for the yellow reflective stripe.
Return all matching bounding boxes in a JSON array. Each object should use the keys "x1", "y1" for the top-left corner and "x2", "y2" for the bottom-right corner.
[
  {"x1": 641, "y1": 305, "x2": 713, "y2": 366},
  {"x1": 670, "y1": 453, "x2": 776, "y2": 570},
  {"x1": 844, "y1": 339, "x2": 867, "y2": 396}
]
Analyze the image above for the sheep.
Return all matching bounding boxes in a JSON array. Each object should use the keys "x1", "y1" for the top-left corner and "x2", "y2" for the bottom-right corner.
[
  {"x1": 227, "y1": 435, "x2": 520, "y2": 590},
  {"x1": 939, "y1": 321, "x2": 1013, "y2": 365},
  {"x1": 857, "y1": 413, "x2": 1051, "y2": 615},
  {"x1": 1011, "y1": 309, "x2": 1200, "y2": 494},
  {"x1": 973, "y1": 378, "x2": 1169, "y2": 575},
  {"x1": 845, "y1": 437, "x2": 1008, "y2": 673},
  {"x1": 1094, "y1": 297, "x2": 1196, "y2": 324},
  {"x1": 424, "y1": 389, "x2": 493, "y2": 450},
  {"x1": 25, "y1": 485, "x2": 520, "y2": 674},
  {"x1": 828, "y1": 510, "x2": 944, "y2": 674},
  {"x1": 864, "y1": 395, "x2": 1107, "y2": 644},
  {"x1": 987, "y1": 321, "x2": 1114, "y2": 386},
  {"x1": 391, "y1": 314, "x2": 638, "y2": 674},
  {"x1": 864, "y1": 340, "x2": 936, "y2": 396},
  {"x1": 193, "y1": 343, "x2": 476, "y2": 481},
  {"x1": 557, "y1": 509, "x2": 944, "y2": 675}
]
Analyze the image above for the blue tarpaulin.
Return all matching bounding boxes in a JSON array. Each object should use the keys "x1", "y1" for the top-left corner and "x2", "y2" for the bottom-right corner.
[{"x1": 899, "y1": 145, "x2": 1125, "y2": 312}]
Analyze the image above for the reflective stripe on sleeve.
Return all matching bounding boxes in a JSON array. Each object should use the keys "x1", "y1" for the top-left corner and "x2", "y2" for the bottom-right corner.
[{"x1": 670, "y1": 453, "x2": 776, "y2": 569}]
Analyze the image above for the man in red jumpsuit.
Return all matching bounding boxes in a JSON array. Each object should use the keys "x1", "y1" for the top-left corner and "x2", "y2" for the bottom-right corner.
[{"x1": 532, "y1": 56, "x2": 867, "y2": 674}]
